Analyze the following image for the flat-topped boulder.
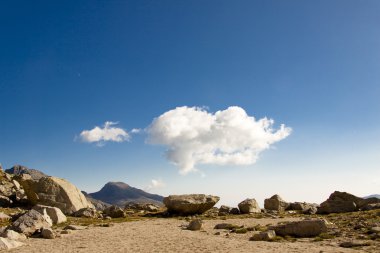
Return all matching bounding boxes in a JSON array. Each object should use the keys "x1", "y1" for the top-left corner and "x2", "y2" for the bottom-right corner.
[
  {"x1": 17, "y1": 176, "x2": 94, "y2": 214},
  {"x1": 317, "y1": 191, "x2": 380, "y2": 214},
  {"x1": 163, "y1": 194, "x2": 220, "y2": 215},
  {"x1": 270, "y1": 219, "x2": 328, "y2": 237}
]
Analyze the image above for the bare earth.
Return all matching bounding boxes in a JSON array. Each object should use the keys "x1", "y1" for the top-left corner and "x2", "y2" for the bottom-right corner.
[{"x1": 8, "y1": 217, "x2": 369, "y2": 253}]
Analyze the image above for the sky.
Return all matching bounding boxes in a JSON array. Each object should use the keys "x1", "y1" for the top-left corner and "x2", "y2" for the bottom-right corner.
[{"x1": 0, "y1": 0, "x2": 379, "y2": 207}]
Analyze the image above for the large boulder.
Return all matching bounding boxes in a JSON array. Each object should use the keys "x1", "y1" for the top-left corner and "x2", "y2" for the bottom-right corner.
[
  {"x1": 73, "y1": 207, "x2": 99, "y2": 218},
  {"x1": 316, "y1": 191, "x2": 377, "y2": 214},
  {"x1": 287, "y1": 202, "x2": 319, "y2": 214},
  {"x1": 32, "y1": 205, "x2": 67, "y2": 224},
  {"x1": 238, "y1": 199, "x2": 261, "y2": 214},
  {"x1": 163, "y1": 194, "x2": 220, "y2": 215},
  {"x1": 16, "y1": 176, "x2": 94, "y2": 214},
  {"x1": 270, "y1": 219, "x2": 328, "y2": 237},
  {"x1": 0, "y1": 238, "x2": 24, "y2": 250},
  {"x1": 264, "y1": 195, "x2": 289, "y2": 212},
  {"x1": 10, "y1": 209, "x2": 52, "y2": 236}
]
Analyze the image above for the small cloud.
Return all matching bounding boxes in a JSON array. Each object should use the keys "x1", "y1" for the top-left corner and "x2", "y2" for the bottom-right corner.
[
  {"x1": 131, "y1": 128, "x2": 142, "y2": 134},
  {"x1": 78, "y1": 121, "x2": 129, "y2": 146},
  {"x1": 147, "y1": 106, "x2": 291, "y2": 175},
  {"x1": 145, "y1": 179, "x2": 166, "y2": 192}
]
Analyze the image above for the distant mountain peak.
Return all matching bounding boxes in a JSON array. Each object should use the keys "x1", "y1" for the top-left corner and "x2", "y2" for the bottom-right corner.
[
  {"x1": 5, "y1": 164, "x2": 47, "y2": 181},
  {"x1": 364, "y1": 194, "x2": 380, "y2": 199},
  {"x1": 89, "y1": 181, "x2": 163, "y2": 207}
]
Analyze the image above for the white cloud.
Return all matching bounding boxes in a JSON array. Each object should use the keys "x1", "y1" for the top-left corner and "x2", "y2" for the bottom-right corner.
[
  {"x1": 146, "y1": 179, "x2": 166, "y2": 191},
  {"x1": 147, "y1": 106, "x2": 292, "y2": 174},
  {"x1": 79, "y1": 121, "x2": 129, "y2": 146}
]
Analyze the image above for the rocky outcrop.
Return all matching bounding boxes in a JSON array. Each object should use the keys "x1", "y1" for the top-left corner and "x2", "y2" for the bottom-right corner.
[
  {"x1": 0, "y1": 170, "x2": 27, "y2": 207},
  {"x1": 163, "y1": 194, "x2": 220, "y2": 215},
  {"x1": 264, "y1": 195, "x2": 289, "y2": 212},
  {"x1": 287, "y1": 202, "x2": 319, "y2": 214},
  {"x1": 73, "y1": 207, "x2": 99, "y2": 218},
  {"x1": 10, "y1": 209, "x2": 52, "y2": 236},
  {"x1": 270, "y1": 219, "x2": 328, "y2": 237},
  {"x1": 5, "y1": 165, "x2": 47, "y2": 181},
  {"x1": 124, "y1": 202, "x2": 160, "y2": 212},
  {"x1": 16, "y1": 176, "x2": 94, "y2": 214},
  {"x1": 238, "y1": 199, "x2": 261, "y2": 214},
  {"x1": 103, "y1": 205, "x2": 126, "y2": 218},
  {"x1": 317, "y1": 191, "x2": 380, "y2": 214},
  {"x1": 32, "y1": 205, "x2": 67, "y2": 224}
]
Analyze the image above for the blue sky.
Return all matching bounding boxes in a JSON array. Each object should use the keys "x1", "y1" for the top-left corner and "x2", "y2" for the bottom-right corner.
[{"x1": 1, "y1": 1, "x2": 379, "y2": 206}]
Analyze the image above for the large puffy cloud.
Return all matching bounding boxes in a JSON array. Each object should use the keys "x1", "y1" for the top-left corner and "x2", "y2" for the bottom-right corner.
[
  {"x1": 147, "y1": 106, "x2": 292, "y2": 174},
  {"x1": 79, "y1": 121, "x2": 129, "y2": 146},
  {"x1": 145, "y1": 179, "x2": 166, "y2": 192}
]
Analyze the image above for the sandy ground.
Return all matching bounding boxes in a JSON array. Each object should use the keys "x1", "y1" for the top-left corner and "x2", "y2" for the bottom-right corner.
[{"x1": 9, "y1": 217, "x2": 370, "y2": 253}]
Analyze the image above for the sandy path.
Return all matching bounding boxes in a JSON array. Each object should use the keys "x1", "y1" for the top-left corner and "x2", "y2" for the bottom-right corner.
[{"x1": 9, "y1": 217, "x2": 365, "y2": 253}]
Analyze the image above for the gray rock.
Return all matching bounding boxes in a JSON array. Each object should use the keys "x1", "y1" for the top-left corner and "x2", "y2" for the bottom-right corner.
[
  {"x1": 230, "y1": 208, "x2": 240, "y2": 215},
  {"x1": 238, "y1": 199, "x2": 261, "y2": 214},
  {"x1": 10, "y1": 209, "x2": 52, "y2": 236},
  {"x1": 264, "y1": 195, "x2": 289, "y2": 212},
  {"x1": 187, "y1": 219, "x2": 203, "y2": 231},
  {"x1": 0, "y1": 230, "x2": 27, "y2": 241},
  {"x1": 163, "y1": 194, "x2": 220, "y2": 215},
  {"x1": 17, "y1": 176, "x2": 94, "y2": 214},
  {"x1": 73, "y1": 207, "x2": 99, "y2": 218},
  {"x1": 124, "y1": 202, "x2": 160, "y2": 212},
  {"x1": 103, "y1": 205, "x2": 126, "y2": 218},
  {"x1": 271, "y1": 219, "x2": 328, "y2": 237},
  {"x1": 32, "y1": 205, "x2": 67, "y2": 224},
  {"x1": 340, "y1": 240, "x2": 371, "y2": 248},
  {"x1": 41, "y1": 227, "x2": 55, "y2": 239},
  {"x1": 250, "y1": 230, "x2": 276, "y2": 241},
  {"x1": 0, "y1": 237, "x2": 24, "y2": 250}
]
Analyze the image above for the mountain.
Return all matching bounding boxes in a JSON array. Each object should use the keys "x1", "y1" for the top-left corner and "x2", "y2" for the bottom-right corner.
[
  {"x1": 364, "y1": 194, "x2": 380, "y2": 199},
  {"x1": 89, "y1": 182, "x2": 164, "y2": 207},
  {"x1": 5, "y1": 164, "x2": 47, "y2": 181}
]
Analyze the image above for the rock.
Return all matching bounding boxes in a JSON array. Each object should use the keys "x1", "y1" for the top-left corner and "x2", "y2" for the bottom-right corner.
[
  {"x1": 17, "y1": 176, "x2": 94, "y2": 214},
  {"x1": 250, "y1": 230, "x2": 276, "y2": 241},
  {"x1": 187, "y1": 219, "x2": 203, "y2": 231},
  {"x1": 218, "y1": 205, "x2": 232, "y2": 216},
  {"x1": 317, "y1": 191, "x2": 362, "y2": 214},
  {"x1": 370, "y1": 227, "x2": 380, "y2": 233},
  {"x1": 264, "y1": 195, "x2": 289, "y2": 212},
  {"x1": 64, "y1": 225, "x2": 86, "y2": 230},
  {"x1": 339, "y1": 240, "x2": 371, "y2": 248},
  {"x1": 214, "y1": 223, "x2": 234, "y2": 229},
  {"x1": 238, "y1": 199, "x2": 261, "y2": 214},
  {"x1": 32, "y1": 205, "x2": 67, "y2": 224},
  {"x1": 0, "y1": 237, "x2": 24, "y2": 250},
  {"x1": 0, "y1": 169, "x2": 27, "y2": 207},
  {"x1": 0, "y1": 230, "x2": 27, "y2": 241},
  {"x1": 103, "y1": 205, "x2": 126, "y2": 218},
  {"x1": 124, "y1": 202, "x2": 160, "y2": 212},
  {"x1": 60, "y1": 230, "x2": 72, "y2": 234},
  {"x1": 271, "y1": 219, "x2": 328, "y2": 237},
  {"x1": 41, "y1": 227, "x2": 56, "y2": 239},
  {"x1": 362, "y1": 203, "x2": 380, "y2": 211},
  {"x1": 5, "y1": 165, "x2": 47, "y2": 181},
  {"x1": 287, "y1": 202, "x2": 318, "y2": 213},
  {"x1": 10, "y1": 209, "x2": 52, "y2": 236},
  {"x1": 0, "y1": 212, "x2": 10, "y2": 221},
  {"x1": 163, "y1": 194, "x2": 220, "y2": 215},
  {"x1": 73, "y1": 207, "x2": 98, "y2": 218},
  {"x1": 81, "y1": 191, "x2": 111, "y2": 211},
  {"x1": 230, "y1": 208, "x2": 240, "y2": 215}
]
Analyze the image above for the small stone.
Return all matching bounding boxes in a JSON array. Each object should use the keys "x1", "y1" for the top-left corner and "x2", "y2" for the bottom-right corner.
[
  {"x1": 60, "y1": 230, "x2": 72, "y2": 234},
  {"x1": 64, "y1": 225, "x2": 86, "y2": 230},
  {"x1": 250, "y1": 230, "x2": 276, "y2": 241},
  {"x1": 41, "y1": 228, "x2": 55, "y2": 239},
  {"x1": 370, "y1": 227, "x2": 380, "y2": 233},
  {"x1": 214, "y1": 232, "x2": 221, "y2": 235},
  {"x1": 187, "y1": 219, "x2": 203, "y2": 231},
  {"x1": 339, "y1": 240, "x2": 371, "y2": 248}
]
